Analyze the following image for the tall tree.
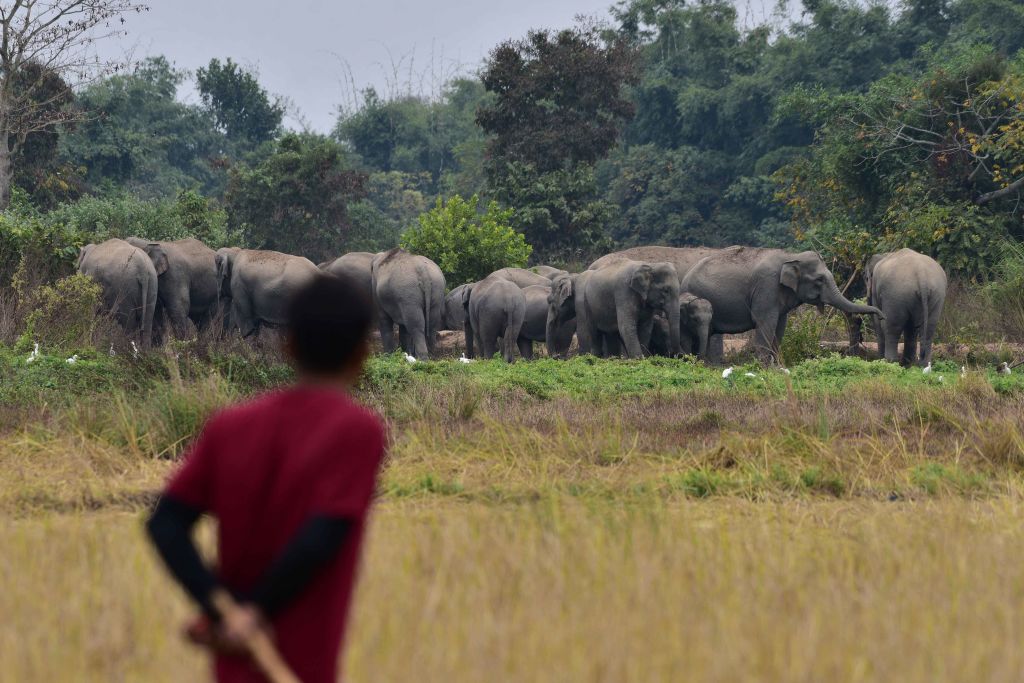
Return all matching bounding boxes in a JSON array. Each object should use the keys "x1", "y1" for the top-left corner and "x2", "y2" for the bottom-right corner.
[
  {"x1": 478, "y1": 25, "x2": 638, "y2": 256},
  {"x1": 195, "y1": 58, "x2": 284, "y2": 148},
  {"x1": 0, "y1": 0, "x2": 148, "y2": 208}
]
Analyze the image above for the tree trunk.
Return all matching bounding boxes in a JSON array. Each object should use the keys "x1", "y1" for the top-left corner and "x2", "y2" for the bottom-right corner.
[{"x1": 0, "y1": 141, "x2": 13, "y2": 210}]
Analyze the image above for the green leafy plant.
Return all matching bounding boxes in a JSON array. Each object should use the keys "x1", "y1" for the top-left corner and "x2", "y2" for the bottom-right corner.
[{"x1": 400, "y1": 194, "x2": 532, "y2": 286}]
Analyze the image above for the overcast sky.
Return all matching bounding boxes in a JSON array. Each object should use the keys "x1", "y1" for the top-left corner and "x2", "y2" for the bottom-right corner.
[{"x1": 101, "y1": 0, "x2": 634, "y2": 133}]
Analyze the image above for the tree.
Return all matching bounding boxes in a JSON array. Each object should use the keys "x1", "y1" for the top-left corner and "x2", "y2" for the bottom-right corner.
[
  {"x1": 224, "y1": 133, "x2": 367, "y2": 261},
  {"x1": 478, "y1": 25, "x2": 638, "y2": 255},
  {"x1": 62, "y1": 56, "x2": 225, "y2": 198},
  {"x1": 196, "y1": 58, "x2": 284, "y2": 149},
  {"x1": 0, "y1": 0, "x2": 148, "y2": 208},
  {"x1": 400, "y1": 194, "x2": 531, "y2": 286}
]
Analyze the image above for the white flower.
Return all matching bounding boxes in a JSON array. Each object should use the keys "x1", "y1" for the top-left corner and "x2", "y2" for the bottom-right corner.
[
  {"x1": 405, "y1": 353, "x2": 417, "y2": 364},
  {"x1": 26, "y1": 342, "x2": 40, "y2": 364},
  {"x1": 722, "y1": 367, "x2": 733, "y2": 378},
  {"x1": 65, "y1": 354, "x2": 79, "y2": 365},
  {"x1": 938, "y1": 375, "x2": 944, "y2": 382}
]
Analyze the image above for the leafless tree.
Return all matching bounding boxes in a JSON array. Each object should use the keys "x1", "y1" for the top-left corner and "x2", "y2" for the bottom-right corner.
[{"x1": 0, "y1": 0, "x2": 148, "y2": 208}]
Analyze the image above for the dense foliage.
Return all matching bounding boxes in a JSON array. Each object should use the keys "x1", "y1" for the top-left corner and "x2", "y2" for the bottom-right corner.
[
  {"x1": 400, "y1": 194, "x2": 531, "y2": 286},
  {"x1": 1, "y1": 0, "x2": 1022, "y2": 280}
]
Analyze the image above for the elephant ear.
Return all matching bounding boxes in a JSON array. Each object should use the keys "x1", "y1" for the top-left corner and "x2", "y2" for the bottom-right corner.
[
  {"x1": 552, "y1": 275, "x2": 573, "y2": 309},
  {"x1": 147, "y1": 244, "x2": 169, "y2": 276},
  {"x1": 780, "y1": 261, "x2": 800, "y2": 292},
  {"x1": 629, "y1": 265, "x2": 653, "y2": 304},
  {"x1": 77, "y1": 244, "x2": 93, "y2": 269}
]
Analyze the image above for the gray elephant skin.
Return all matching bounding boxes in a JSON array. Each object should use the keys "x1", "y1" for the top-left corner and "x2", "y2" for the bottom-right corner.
[
  {"x1": 649, "y1": 293, "x2": 714, "y2": 358},
  {"x1": 491, "y1": 267, "x2": 554, "y2": 289},
  {"x1": 681, "y1": 247, "x2": 883, "y2": 360},
  {"x1": 216, "y1": 248, "x2": 320, "y2": 337},
  {"x1": 443, "y1": 283, "x2": 472, "y2": 331},
  {"x1": 78, "y1": 238, "x2": 166, "y2": 347},
  {"x1": 530, "y1": 265, "x2": 569, "y2": 280},
  {"x1": 581, "y1": 259, "x2": 681, "y2": 358},
  {"x1": 463, "y1": 276, "x2": 526, "y2": 362},
  {"x1": 863, "y1": 248, "x2": 947, "y2": 366},
  {"x1": 520, "y1": 284, "x2": 574, "y2": 359},
  {"x1": 371, "y1": 248, "x2": 446, "y2": 359},
  {"x1": 321, "y1": 251, "x2": 376, "y2": 301},
  {"x1": 126, "y1": 237, "x2": 219, "y2": 339}
]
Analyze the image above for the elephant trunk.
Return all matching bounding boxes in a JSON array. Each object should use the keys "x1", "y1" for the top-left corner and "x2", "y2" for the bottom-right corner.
[
  {"x1": 666, "y1": 299, "x2": 682, "y2": 357},
  {"x1": 821, "y1": 277, "x2": 883, "y2": 317},
  {"x1": 696, "y1": 325, "x2": 710, "y2": 359},
  {"x1": 545, "y1": 308, "x2": 571, "y2": 358}
]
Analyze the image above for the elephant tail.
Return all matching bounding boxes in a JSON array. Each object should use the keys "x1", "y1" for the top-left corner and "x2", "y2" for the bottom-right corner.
[{"x1": 503, "y1": 296, "x2": 526, "y2": 362}]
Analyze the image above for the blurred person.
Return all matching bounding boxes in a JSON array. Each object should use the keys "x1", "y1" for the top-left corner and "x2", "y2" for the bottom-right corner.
[{"x1": 147, "y1": 272, "x2": 385, "y2": 683}]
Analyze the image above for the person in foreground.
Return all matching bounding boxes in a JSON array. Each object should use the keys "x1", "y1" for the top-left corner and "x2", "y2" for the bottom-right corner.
[{"x1": 146, "y1": 273, "x2": 386, "y2": 683}]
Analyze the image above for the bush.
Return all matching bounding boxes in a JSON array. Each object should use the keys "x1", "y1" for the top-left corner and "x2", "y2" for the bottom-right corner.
[
  {"x1": 400, "y1": 194, "x2": 532, "y2": 286},
  {"x1": 21, "y1": 274, "x2": 104, "y2": 352},
  {"x1": 779, "y1": 308, "x2": 829, "y2": 366}
]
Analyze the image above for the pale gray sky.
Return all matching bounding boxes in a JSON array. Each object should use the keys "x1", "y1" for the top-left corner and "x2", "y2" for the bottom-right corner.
[{"x1": 103, "y1": 0, "x2": 619, "y2": 132}]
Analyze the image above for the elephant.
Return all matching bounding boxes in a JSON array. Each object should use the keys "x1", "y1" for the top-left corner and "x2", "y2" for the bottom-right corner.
[
  {"x1": 463, "y1": 275, "x2": 526, "y2": 363},
  {"x1": 680, "y1": 247, "x2": 884, "y2": 362},
  {"x1": 371, "y1": 248, "x2": 446, "y2": 359},
  {"x1": 490, "y1": 267, "x2": 554, "y2": 289},
  {"x1": 78, "y1": 238, "x2": 166, "y2": 348},
  {"x1": 862, "y1": 248, "x2": 947, "y2": 366},
  {"x1": 442, "y1": 283, "x2": 472, "y2": 331},
  {"x1": 581, "y1": 259, "x2": 681, "y2": 359},
  {"x1": 591, "y1": 245, "x2": 727, "y2": 360},
  {"x1": 216, "y1": 248, "x2": 320, "y2": 338},
  {"x1": 530, "y1": 265, "x2": 569, "y2": 280},
  {"x1": 517, "y1": 284, "x2": 574, "y2": 359},
  {"x1": 126, "y1": 237, "x2": 219, "y2": 339},
  {"x1": 542, "y1": 274, "x2": 581, "y2": 359},
  {"x1": 648, "y1": 293, "x2": 714, "y2": 358},
  {"x1": 321, "y1": 251, "x2": 376, "y2": 301}
]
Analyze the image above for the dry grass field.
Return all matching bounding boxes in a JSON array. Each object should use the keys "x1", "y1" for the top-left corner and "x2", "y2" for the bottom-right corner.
[{"x1": 4, "y1": 350, "x2": 1024, "y2": 682}]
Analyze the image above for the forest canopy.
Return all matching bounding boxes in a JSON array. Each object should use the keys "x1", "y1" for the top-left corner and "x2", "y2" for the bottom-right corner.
[{"x1": 3, "y1": 0, "x2": 1024, "y2": 280}]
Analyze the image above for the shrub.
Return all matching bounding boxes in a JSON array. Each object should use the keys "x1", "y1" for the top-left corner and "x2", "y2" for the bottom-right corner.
[
  {"x1": 400, "y1": 194, "x2": 532, "y2": 286},
  {"x1": 21, "y1": 274, "x2": 103, "y2": 351},
  {"x1": 779, "y1": 308, "x2": 828, "y2": 366}
]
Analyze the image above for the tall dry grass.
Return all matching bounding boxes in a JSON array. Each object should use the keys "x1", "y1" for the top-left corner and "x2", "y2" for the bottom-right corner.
[{"x1": 4, "y1": 501, "x2": 1024, "y2": 682}]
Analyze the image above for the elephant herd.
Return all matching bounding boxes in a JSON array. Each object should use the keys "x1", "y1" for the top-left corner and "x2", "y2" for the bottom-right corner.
[{"x1": 75, "y1": 237, "x2": 947, "y2": 367}]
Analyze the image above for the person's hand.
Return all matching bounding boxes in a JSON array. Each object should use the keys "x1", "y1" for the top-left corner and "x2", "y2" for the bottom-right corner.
[{"x1": 217, "y1": 599, "x2": 267, "y2": 650}]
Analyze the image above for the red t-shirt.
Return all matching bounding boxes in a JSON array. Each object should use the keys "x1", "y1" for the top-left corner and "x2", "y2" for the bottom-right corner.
[{"x1": 165, "y1": 385, "x2": 386, "y2": 683}]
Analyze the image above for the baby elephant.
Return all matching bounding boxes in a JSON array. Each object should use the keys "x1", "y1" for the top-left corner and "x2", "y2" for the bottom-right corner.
[
  {"x1": 862, "y1": 248, "x2": 947, "y2": 367},
  {"x1": 648, "y1": 292, "x2": 714, "y2": 359}
]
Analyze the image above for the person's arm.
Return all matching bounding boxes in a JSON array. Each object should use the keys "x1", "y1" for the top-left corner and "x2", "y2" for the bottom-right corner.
[
  {"x1": 146, "y1": 495, "x2": 220, "y2": 617},
  {"x1": 247, "y1": 515, "x2": 353, "y2": 617}
]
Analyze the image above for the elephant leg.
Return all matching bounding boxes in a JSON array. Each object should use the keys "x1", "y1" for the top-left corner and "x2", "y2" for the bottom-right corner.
[
  {"x1": 232, "y1": 298, "x2": 258, "y2": 339},
  {"x1": 882, "y1": 317, "x2": 903, "y2": 363},
  {"x1": 773, "y1": 315, "x2": 789, "y2": 362},
  {"x1": 398, "y1": 326, "x2": 410, "y2": 354},
  {"x1": 616, "y1": 308, "x2": 646, "y2": 359},
  {"x1": 871, "y1": 314, "x2": 885, "y2": 360},
  {"x1": 751, "y1": 312, "x2": 781, "y2": 363},
  {"x1": 378, "y1": 311, "x2": 397, "y2": 353},
  {"x1": 901, "y1": 323, "x2": 918, "y2": 367},
  {"x1": 707, "y1": 334, "x2": 725, "y2": 364},
  {"x1": 637, "y1": 316, "x2": 655, "y2": 355},
  {"x1": 920, "y1": 307, "x2": 940, "y2": 367},
  {"x1": 604, "y1": 333, "x2": 622, "y2": 358},
  {"x1": 398, "y1": 304, "x2": 429, "y2": 359},
  {"x1": 518, "y1": 337, "x2": 533, "y2": 360}
]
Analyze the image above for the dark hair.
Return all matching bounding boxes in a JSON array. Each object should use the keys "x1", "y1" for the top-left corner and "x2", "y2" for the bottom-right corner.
[{"x1": 287, "y1": 273, "x2": 374, "y2": 374}]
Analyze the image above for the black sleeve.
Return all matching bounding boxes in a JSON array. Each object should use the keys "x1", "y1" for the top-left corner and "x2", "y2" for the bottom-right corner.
[
  {"x1": 146, "y1": 495, "x2": 220, "y2": 617},
  {"x1": 247, "y1": 516, "x2": 353, "y2": 617}
]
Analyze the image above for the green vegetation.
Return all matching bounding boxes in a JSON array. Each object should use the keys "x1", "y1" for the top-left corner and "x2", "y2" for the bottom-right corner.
[{"x1": 400, "y1": 194, "x2": 531, "y2": 285}]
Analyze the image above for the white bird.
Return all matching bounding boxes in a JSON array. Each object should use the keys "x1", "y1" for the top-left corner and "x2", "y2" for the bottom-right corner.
[
  {"x1": 66, "y1": 354, "x2": 79, "y2": 365},
  {"x1": 960, "y1": 366, "x2": 966, "y2": 377},
  {"x1": 405, "y1": 353, "x2": 417, "y2": 364},
  {"x1": 781, "y1": 368, "x2": 791, "y2": 375},
  {"x1": 922, "y1": 362, "x2": 932, "y2": 374},
  {"x1": 722, "y1": 367, "x2": 734, "y2": 379},
  {"x1": 998, "y1": 362, "x2": 1012, "y2": 375},
  {"x1": 108, "y1": 344, "x2": 116, "y2": 357},
  {"x1": 744, "y1": 372, "x2": 757, "y2": 378},
  {"x1": 938, "y1": 375, "x2": 944, "y2": 382},
  {"x1": 458, "y1": 355, "x2": 474, "y2": 364},
  {"x1": 26, "y1": 342, "x2": 40, "y2": 364},
  {"x1": 130, "y1": 341, "x2": 139, "y2": 359}
]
